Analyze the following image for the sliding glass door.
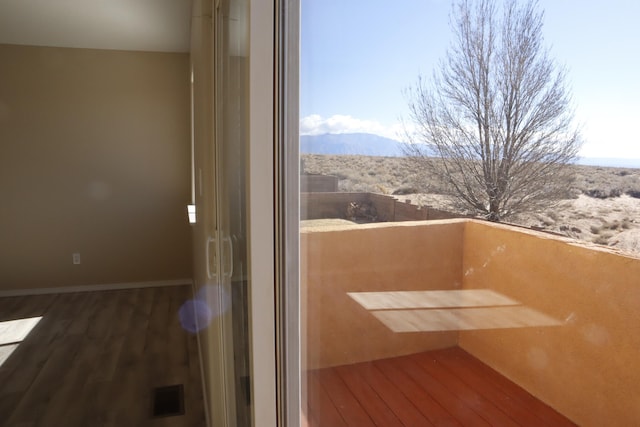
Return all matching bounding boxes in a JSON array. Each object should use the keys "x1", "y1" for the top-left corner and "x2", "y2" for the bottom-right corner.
[
  {"x1": 211, "y1": 0, "x2": 251, "y2": 425},
  {"x1": 190, "y1": 0, "x2": 253, "y2": 425}
]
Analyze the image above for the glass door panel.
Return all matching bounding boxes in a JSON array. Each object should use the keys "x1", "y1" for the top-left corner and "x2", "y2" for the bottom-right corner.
[
  {"x1": 296, "y1": 2, "x2": 640, "y2": 426},
  {"x1": 212, "y1": 0, "x2": 251, "y2": 425},
  {"x1": 191, "y1": 0, "x2": 251, "y2": 425}
]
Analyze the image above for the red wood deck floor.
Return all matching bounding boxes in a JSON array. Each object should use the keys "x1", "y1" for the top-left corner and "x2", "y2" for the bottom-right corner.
[{"x1": 305, "y1": 347, "x2": 576, "y2": 427}]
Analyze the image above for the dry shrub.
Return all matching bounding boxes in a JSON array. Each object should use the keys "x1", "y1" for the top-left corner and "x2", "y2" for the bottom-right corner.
[
  {"x1": 542, "y1": 218, "x2": 555, "y2": 226},
  {"x1": 627, "y1": 189, "x2": 640, "y2": 199},
  {"x1": 392, "y1": 186, "x2": 419, "y2": 195},
  {"x1": 547, "y1": 211, "x2": 559, "y2": 221},
  {"x1": 585, "y1": 188, "x2": 622, "y2": 199},
  {"x1": 593, "y1": 233, "x2": 613, "y2": 245},
  {"x1": 301, "y1": 153, "x2": 640, "y2": 215},
  {"x1": 590, "y1": 219, "x2": 632, "y2": 235}
]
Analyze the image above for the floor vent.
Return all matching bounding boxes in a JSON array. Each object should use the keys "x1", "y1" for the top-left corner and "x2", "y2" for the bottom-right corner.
[{"x1": 151, "y1": 384, "x2": 185, "y2": 418}]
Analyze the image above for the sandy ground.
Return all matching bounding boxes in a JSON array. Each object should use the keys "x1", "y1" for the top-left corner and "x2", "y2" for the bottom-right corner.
[
  {"x1": 399, "y1": 193, "x2": 640, "y2": 258},
  {"x1": 515, "y1": 194, "x2": 640, "y2": 256},
  {"x1": 301, "y1": 154, "x2": 640, "y2": 257}
]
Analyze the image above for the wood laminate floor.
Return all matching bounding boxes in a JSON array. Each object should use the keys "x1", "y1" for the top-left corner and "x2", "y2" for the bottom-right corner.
[{"x1": 0, "y1": 286, "x2": 206, "y2": 427}]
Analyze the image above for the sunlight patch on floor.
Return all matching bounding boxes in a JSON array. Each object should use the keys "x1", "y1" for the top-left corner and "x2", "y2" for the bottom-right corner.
[
  {"x1": 372, "y1": 306, "x2": 562, "y2": 332},
  {"x1": 0, "y1": 316, "x2": 42, "y2": 367},
  {"x1": 349, "y1": 290, "x2": 562, "y2": 332},
  {"x1": 348, "y1": 289, "x2": 519, "y2": 310}
]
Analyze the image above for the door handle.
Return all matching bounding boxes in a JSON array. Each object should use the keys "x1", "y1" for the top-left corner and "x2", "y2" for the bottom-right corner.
[
  {"x1": 206, "y1": 235, "x2": 218, "y2": 280},
  {"x1": 222, "y1": 235, "x2": 234, "y2": 279}
]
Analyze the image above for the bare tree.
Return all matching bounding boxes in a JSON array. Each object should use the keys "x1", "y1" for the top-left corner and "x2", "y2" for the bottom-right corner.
[{"x1": 404, "y1": 0, "x2": 581, "y2": 221}]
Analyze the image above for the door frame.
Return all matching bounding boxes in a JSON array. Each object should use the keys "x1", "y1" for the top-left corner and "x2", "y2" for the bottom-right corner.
[
  {"x1": 274, "y1": 0, "x2": 301, "y2": 425},
  {"x1": 247, "y1": 0, "x2": 278, "y2": 425}
]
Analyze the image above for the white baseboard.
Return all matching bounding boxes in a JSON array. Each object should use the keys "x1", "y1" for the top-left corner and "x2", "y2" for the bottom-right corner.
[{"x1": 0, "y1": 278, "x2": 193, "y2": 297}]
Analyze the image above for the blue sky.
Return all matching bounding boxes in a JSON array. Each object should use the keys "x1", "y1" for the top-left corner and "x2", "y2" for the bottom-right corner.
[{"x1": 300, "y1": 0, "x2": 640, "y2": 159}]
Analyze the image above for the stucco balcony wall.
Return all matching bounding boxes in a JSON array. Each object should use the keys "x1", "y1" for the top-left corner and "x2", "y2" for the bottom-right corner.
[
  {"x1": 301, "y1": 220, "x2": 464, "y2": 369},
  {"x1": 302, "y1": 219, "x2": 640, "y2": 426},
  {"x1": 460, "y1": 220, "x2": 640, "y2": 426}
]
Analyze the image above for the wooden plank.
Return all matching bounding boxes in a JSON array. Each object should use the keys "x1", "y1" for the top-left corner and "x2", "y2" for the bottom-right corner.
[
  {"x1": 431, "y1": 347, "x2": 575, "y2": 426},
  {"x1": 85, "y1": 291, "x2": 122, "y2": 340},
  {"x1": 431, "y1": 348, "x2": 562, "y2": 427},
  {"x1": 374, "y1": 358, "x2": 462, "y2": 427},
  {"x1": 396, "y1": 355, "x2": 493, "y2": 426},
  {"x1": 5, "y1": 336, "x2": 83, "y2": 425},
  {"x1": 147, "y1": 288, "x2": 178, "y2": 386},
  {"x1": 0, "y1": 296, "x2": 27, "y2": 320},
  {"x1": 306, "y1": 370, "x2": 348, "y2": 427},
  {"x1": 106, "y1": 367, "x2": 151, "y2": 426},
  {"x1": 0, "y1": 343, "x2": 18, "y2": 367},
  {"x1": 317, "y1": 368, "x2": 376, "y2": 427},
  {"x1": 334, "y1": 364, "x2": 404, "y2": 427},
  {"x1": 113, "y1": 288, "x2": 156, "y2": 372},
  {"x1": 6, "y1": 294, "x2": 57, "y2": 320},
  {"x1": 0, "y1": 303, "x2": 72, "y2": 395},
  {"x1": 86, "y1": 290, "x2": 132, "y2": 383},
  {"x1": 355, "y1": 362, "x2": 435, "y2": 426},
  {"x1": 48, "y1": 292, "x2": 85, "y2": 318},
  {"x1": 0, "y1": 316, "x2": 43, "y2": 345},
  {"x1": 410, "y1": 352, "x2": 521, "y2": 426},
  {"x1": 0, "y1": 392, "x2": 23, "y2": 423},
  {"x1": 108, "y1": 289, "x2": 139, "y2": 337},
  {"x1": 167, "y1": 286, "x2": 190, "y2": 368},
  {"x1": 148, "y1": 286, "x2": 172, "y2": 334},
  {"x1": 34, "y1": 337, "x2": 98, "y2": 426},
  {"x1": 64, "y1": 292, "x2": 100, "y2": 336},
  {"x1": 0, "y1": 287, "x2": 206, "y2": 426}
]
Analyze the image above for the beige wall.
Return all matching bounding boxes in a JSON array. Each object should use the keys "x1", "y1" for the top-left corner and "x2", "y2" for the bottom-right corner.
[
  {"x1": 0, "y1": 44, "x2": 192, "y2": 290},
  {"x1": 460, "y1": 220, "x2": 640, "y2": 427},
  {"x1": 302, "y1": 220, "x2": 464, "y2": 369}
]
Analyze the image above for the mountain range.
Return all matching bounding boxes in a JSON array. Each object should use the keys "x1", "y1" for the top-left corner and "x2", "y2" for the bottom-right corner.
[
  {"x1": 300, "y1": 133, "x2": 405, "y2": 157},
  {"x1": 300, "y1": 133, "x2": 640, "y2": 168}
]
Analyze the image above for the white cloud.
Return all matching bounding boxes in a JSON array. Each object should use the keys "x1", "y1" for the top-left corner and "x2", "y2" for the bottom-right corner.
[
  {"x1": 578, "y1": 113, "x2": 640, "y2": 159},
  {"x1": 300, "y1": 114, "x2": 407, "y2": 141}
]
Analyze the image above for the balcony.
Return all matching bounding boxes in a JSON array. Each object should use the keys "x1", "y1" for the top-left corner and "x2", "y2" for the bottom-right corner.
[{"x1": 301, "y1": 219, "x2": 640, "y2": 426}]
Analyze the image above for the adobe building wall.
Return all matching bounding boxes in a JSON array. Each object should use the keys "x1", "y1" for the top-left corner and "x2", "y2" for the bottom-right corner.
[
  {"x1": 300, "y1": 174, "x2": 339, "y2": 192},
  {"x1": 301, "y1": 192, "x2": 370, "y2": 220},
  {"x1": 301, "y1": 191, "x2": 462, "y2": 222}
]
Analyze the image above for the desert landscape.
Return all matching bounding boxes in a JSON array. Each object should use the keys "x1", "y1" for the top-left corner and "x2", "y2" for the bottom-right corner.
[{"x1": 301, "y1": 154, "x2": 640, "y2": 257}]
